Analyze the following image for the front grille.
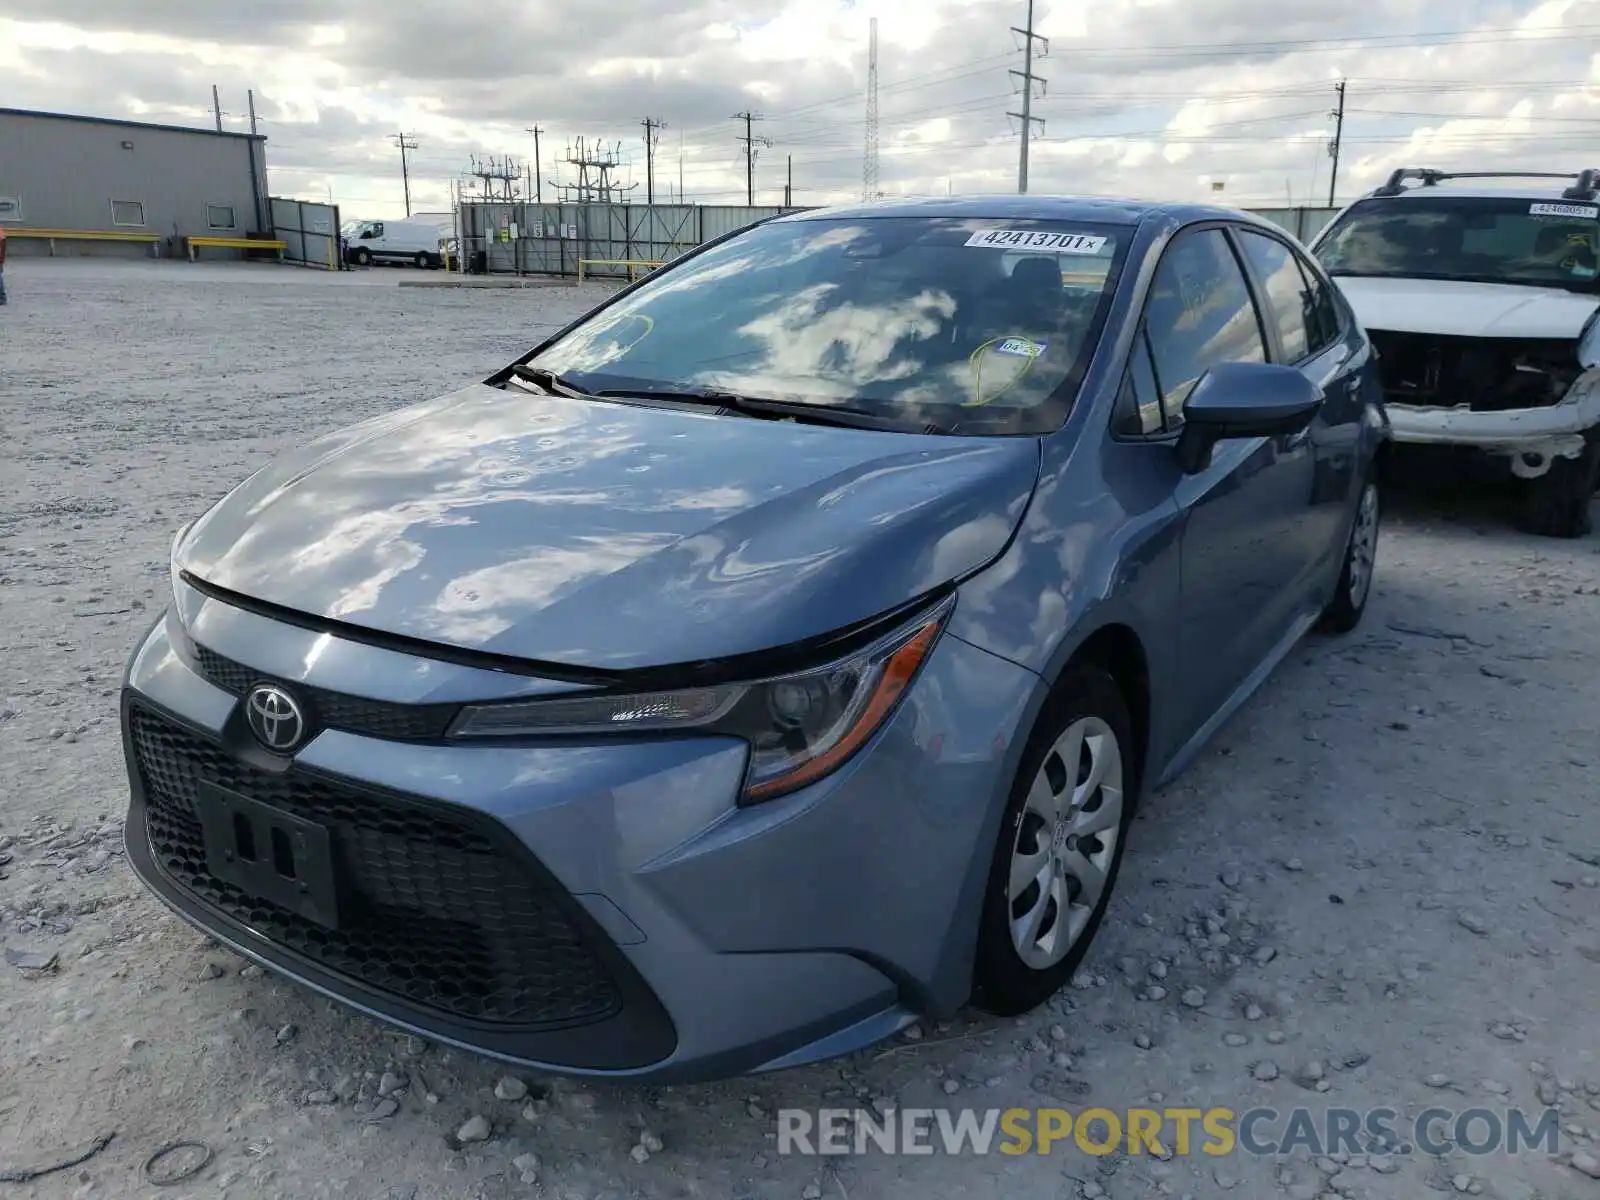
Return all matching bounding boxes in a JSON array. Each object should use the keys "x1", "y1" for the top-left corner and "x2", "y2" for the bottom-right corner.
[
  {"x1": 128, "y1": 704, "x2": 622, "y2": 1029},
  {"x1": 190, "y1": 643, "x2": 459, "y2": 741}
]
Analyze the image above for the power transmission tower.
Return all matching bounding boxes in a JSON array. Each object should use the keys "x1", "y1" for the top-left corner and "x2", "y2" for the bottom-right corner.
[
  {"x1": 1008, "y1": 0, "x2": 1048, "y2": 194},
  {"x1": 525, "y1": 126, "x2": 545, "y2": 202},
  {"x1": 468, "y1": 155, "x2": 521, "y2": 202},
  {"x1": 733, "y1": 112, "x2": 771, "y2": 206},
  {"x1": 552, "y1": 138, "x2": 636, "y2": 203},
  {"x1": 864, "y1": 17, "x2": 880, "y2": 200},
  {"x1": 1327, "y1": 80, "x2": 1347, "y2": 208},
  {"x1": 392, "y1": 133, "x2": 420, "y2": 214},
  {"x1": 642, "y1": 117, "x2": 667, "y2": 204}
]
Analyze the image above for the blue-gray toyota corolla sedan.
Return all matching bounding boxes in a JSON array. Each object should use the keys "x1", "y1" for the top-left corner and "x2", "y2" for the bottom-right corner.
[{"x1": 121, "y1": 196, "x2": 1389, "y2": 1083}]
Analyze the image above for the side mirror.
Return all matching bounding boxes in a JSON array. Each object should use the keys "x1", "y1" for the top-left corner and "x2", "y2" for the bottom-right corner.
[{"x1": 1175, "y1": 362, "x2": 1323, "y2": 474}]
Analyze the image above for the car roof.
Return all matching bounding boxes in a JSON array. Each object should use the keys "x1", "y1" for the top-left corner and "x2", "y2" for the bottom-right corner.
[{"x1": 775, "y1": 194, "x2": 1272, "y2": 229}]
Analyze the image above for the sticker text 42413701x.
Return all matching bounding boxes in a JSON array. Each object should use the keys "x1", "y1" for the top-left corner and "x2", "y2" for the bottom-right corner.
[{"x1": 965, "y1": 230, "x2": 1108, "y2": 255}]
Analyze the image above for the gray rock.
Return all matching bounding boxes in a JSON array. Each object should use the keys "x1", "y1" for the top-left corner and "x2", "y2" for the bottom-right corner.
[
  {"x1": 1135, "y1": 1033, "x2": 1153, "y2": 1049},
  {"x1": 364, "y1": 1097, "x2": 400, "y2": 1122},
  {"x1": 1538, "y1": 1080, "x2": 1559, "y2": 1105},
  {"x1": 1456, "y1": 911, "x2": 1490, "y2": 936},
  {"x1": 197, "y1": 962, "x2": 224, "y2": 980},
  {"x1": 238, "y1": 964, "x2": 264, "y2": 980},
  {"x1": 494, "y1": 1076, "x2": 529, "y2": 1102},
  {"x1": 303, "y1": 1088, "x2": 338, "y2": 1106},
  {"x1": 455, "y1": 1115, "x2": 491, "y2": 1144},
  {"x1": 629, "y1": 1144, "x2": 651, "y2": 1164},
  {"x1": 1451, "y1": 1174, "x2": 1473, "y2": 1193},
  {"x1": 1223, "y1": 1033, "x2": 1250, "y2": 1047},
  {"x1": 513, "y1": 1153, "x2": 540, "y2": 1185},
  {"x1": 1049, "y1": 1024, "x2": 1068, "y2": 1042},
  {"x1": 1253, "y1": 946, "x2": 1278, "y2": 966},
  {"x1": 1424, "y1": 1073, "x2": 1452, "y2": 1088},
  {"x1": 1570, "y1": 1151, "x2": 1600, "y2": 1179},
  {"x1": 1266, "y1": 1031, "x2": 1287, "y2": 1044},
  {"x1": 1149, "y1": 961, "x2": 1169, "y2": 979},
  {"x1": 942, "y1": 1078, "x2": 961, "y2": 1095},
  {"x1": 274, "y1": 1024, "x2": 297, "y2": 1047},
  {"x1": 1081, "y1": 1184, "x2": 1105, "y2": 1199},
  {"x1": 1052, "y1": 1051, "x2": 1074, "y2": 1069},
  {"x1": 1253, "y1": 1061, "x2": 1280, "y2": 1082},
  {"x1": 1181, "y1": 987, "x2": 1208, "y2": 1009},
  {"x1": 378, "y1": 1071, "x2": 407, "y2": 1097},
  {"x1": 1221, "y1": 870, "x2": 1242, "y2": 889},
  {"x1": 1369, "y1": 1154, "x2": 1398, "y2": 1174},
  {"x1": 1244, "y1": 1004, "x2": 1265, "y2": 1022},
  {"x1": 803, "y1": 1184, "x2": 824, "y2": 1200},
  {"x1": 1144, "y1": 985, "x2": 1169, "y2": 1001},
  {"x1": 1284, "y1": 858, "x2": 1305, "y2": 872}
]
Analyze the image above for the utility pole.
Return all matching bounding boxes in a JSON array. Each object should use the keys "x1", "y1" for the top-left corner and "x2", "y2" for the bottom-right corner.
[
  {"x1": 678, "y1": 131, "x2": 685, "y2": 204},
  {"x1": 1008, "y1": 0, "x2": 1048, "y2": 193},
  {"x1": 525, "y1": 126, "x2": 545, "y2": 202},
  {"x1": 785, "y1": 154, "x2": 792, "y2": 207},
  {"x1": 1327, "y1": 80, "x2": 1347, "y2": 209},
  {"x1": 864, "y1": 17, "x2": 880, "y2": 200},
  {"x1": 212, "y1": 85, "x2": 223, "y2": 132},
  {"x1": 247, "y1": 89, "x2": 258, "y2": 136},
  {"x1": 733, "y1": 112, "x2": 771, "y2": 206},
  {"x1": 642, "y1": 117, "x2": 666, "y2": 204},
  {"x1": 392, "y1": 132, "x2": 419, "y2": 215}
]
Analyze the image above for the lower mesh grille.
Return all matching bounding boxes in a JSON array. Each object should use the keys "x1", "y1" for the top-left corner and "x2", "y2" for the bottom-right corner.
[{"x1": 128, "y1": 704, "x2": 622, "y2": 1028}]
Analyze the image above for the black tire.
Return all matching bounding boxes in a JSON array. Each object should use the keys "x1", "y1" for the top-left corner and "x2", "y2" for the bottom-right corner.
[
  {"x1": 414, "y1": 251, "x2": 430, "y2": 269},
  {"x1": 353, "y1": 247, "x2": 371, "y2": 267},
  {"x1": 1517, "y1": 440, "x2": 1598, "y2": 539},
  {"x1": 972, "y1": 662, "x2": 1137, "y2": 1016},
  {"x1": 1320, "y1": 475, "x2": 1381, "y2": 634}
]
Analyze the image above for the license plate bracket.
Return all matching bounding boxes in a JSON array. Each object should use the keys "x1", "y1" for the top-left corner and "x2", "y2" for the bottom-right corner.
[{"x1": 196, "y1": 782, "x2": 340, "y2": 929}]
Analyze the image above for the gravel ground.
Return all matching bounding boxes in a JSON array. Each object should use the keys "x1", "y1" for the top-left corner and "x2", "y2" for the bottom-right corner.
[{"x1": 1, "y1": 258, "x2": 1597, "y2": 1200}]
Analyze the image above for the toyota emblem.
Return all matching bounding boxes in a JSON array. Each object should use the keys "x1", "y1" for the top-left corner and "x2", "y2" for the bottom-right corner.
[{"x1": 245, "y1": 684, "x2": 306, "y2": 752}]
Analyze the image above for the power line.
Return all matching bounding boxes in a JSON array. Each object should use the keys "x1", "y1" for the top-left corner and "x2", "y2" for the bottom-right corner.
[
  {"x1": 1008, "y1": 0, "x2": 1048, "y2": 193},
  {"x1": 391, "y1": 132, "x2": 419, "y2": 215}
]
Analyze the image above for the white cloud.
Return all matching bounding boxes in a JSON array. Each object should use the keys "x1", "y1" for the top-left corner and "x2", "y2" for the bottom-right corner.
[{"x1": 3, "y1": 1, "x2": 1600, "y2": 217}]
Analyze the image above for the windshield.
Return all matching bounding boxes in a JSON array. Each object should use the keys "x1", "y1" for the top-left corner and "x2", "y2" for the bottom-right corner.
[
  {"x1": 524, "y1": 215, "x2": 1132, "y2": 434},
  {"x1": 1315, "y1": 195, "x2": 1600, "y2": 292}
]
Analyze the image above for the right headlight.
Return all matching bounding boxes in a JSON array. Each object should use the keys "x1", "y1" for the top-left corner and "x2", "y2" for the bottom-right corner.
[{"x1": 448, "y1": 595, "x2": 954, "y2": 803}]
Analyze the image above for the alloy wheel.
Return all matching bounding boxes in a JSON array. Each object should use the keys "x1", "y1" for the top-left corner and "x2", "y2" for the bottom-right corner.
[
  {"x1": 1007, "y1": 715, "x2": 1125, "y2": 970},
  {"x1": 1348, "y1": 482, "x2": 1379, "y2": 608}
]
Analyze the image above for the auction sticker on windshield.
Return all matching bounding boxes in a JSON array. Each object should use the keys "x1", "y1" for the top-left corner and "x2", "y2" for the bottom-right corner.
[
  {"x1": 1530, "y1": 202, "x2": 1599, "y2": 219},
  {"x1": 965, "y1": 230, "x2": 1108, "y2": 254}
]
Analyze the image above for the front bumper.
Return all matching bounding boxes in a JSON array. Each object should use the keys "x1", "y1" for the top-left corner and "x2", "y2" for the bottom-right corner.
[
  {"x1": 1385, "y1": 373, "x2": 1600, "y2": 477},
  {"x1": 120, "y1": 587, "x2": 1039, "y2": 1083}
]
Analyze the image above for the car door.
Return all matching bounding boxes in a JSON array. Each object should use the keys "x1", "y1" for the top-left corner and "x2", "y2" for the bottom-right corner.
[
  {"x1": 1124, "y1": 224, "x2": 1318, "y2": 735},
  {"x1": 1231, "y1": 226, "x2": 1366, "y2": 581}
]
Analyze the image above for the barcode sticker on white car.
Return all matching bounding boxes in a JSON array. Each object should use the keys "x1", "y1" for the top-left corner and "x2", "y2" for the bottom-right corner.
[
  {"x1": 1530, "y1": 202, "x2": 1599, "y2": 219},
  {"x1": 965, "y1": 229, "x2": 1108, "y2": 254}
]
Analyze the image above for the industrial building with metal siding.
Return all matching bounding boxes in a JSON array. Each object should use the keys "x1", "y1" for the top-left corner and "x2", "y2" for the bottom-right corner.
[{"x1": 0, "y1": 107, "x2": 270, "y2": 257}]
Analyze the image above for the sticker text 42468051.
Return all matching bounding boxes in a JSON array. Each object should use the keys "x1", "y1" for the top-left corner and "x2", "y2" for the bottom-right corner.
[{"x1": 965, "y1": 229, "x2": 1108, "y2": 255}]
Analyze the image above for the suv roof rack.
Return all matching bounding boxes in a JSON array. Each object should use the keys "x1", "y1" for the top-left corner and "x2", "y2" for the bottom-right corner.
[{"x1": 1372, "y1": 167, "x2": 1600, "y2": 200}]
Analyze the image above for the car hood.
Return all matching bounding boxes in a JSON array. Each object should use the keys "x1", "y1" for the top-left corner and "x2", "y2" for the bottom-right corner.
[
  {"x1": 178, "y1": 384, "x2": 1040, "y2": 672},
  {"x1": 1333, "y1": 275, "x2": 1600, "y2": 346}
]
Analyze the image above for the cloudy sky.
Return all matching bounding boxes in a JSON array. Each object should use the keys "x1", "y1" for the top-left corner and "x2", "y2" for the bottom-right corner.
[{"x1": 3, "y1": 0, "x2": 1599, "y2": 218}]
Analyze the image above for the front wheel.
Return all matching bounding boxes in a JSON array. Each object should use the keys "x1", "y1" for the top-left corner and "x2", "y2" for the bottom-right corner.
[
  {"x1": 1517, "y1": 439, "x2": 1598, "y2": 539},
  {"x1": 1320, "y1": 476, "x2": 1380, "y2": 634},
  {"x1": 353, "y1": 247, "x2": 372, "y2": 267},
  {"x1": 973, "y1": 663, "x2": 1136, "y2": 1016},
  {"x1": 414, "y1": 251, "x2": 430, "y2": 269}
]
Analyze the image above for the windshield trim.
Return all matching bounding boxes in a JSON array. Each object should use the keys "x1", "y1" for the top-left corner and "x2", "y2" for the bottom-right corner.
[{"x1": 497, "y1": 213, "x2": 1137, "y2": 438}]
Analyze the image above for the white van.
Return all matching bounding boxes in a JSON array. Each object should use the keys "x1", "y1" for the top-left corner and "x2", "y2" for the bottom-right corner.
[{"x1": 342, "y1": 218, "x2": 444, "y2": 268}]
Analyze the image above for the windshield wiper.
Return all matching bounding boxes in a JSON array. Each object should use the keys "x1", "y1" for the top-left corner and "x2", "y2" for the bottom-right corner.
[
  {"x1": 592, "y1": 387, "x2": 944, "y2": 433},
  {"x1": 507, "y1": 363, "x2": 592, "y2": 398}
]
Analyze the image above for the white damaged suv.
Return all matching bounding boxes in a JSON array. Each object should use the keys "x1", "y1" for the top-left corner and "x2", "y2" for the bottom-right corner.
[{"x1": 1311, "y1": 168, "x2": 1600, "y2": 537}]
